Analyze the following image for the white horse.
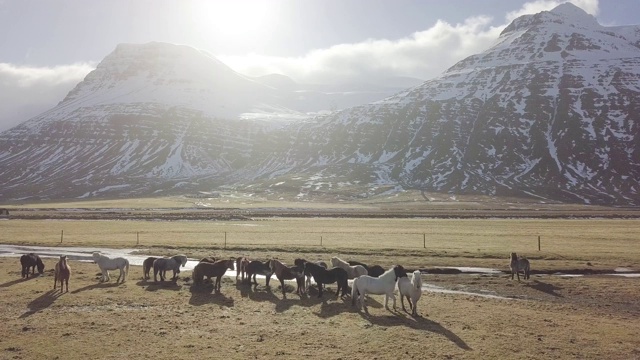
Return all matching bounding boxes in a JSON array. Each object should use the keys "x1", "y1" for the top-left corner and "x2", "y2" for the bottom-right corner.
[
  {"x1": 351, "y1": 265, "x2": 407, "y2": 312},
  {"x1": 92, "y1": 252, "x2": 130, "y2": 283},
  {"x1": 398, "y1": 270, "x2": 423, "y2": 316},
  {"x1": 153, "y1": 255, "x2": 188, "y2": 282},
  {"x1": 330, "y1": 256, "x2": 368, "y2": 279}
]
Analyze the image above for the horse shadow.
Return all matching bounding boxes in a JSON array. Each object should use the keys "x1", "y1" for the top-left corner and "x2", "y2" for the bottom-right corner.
[
  {"x1": 359, "y1": 312, "x2": 472, "y2": 351},
  {"x1": 525, "y1": 280, "x2": 563, "y2": 297},
  {"x1": 312, "y1": 296, "x2": 353, "y2": 318},
  {"x1": 19, "y1": 289, "x2": 64, "y2": 318},
  {"x1": 240, "y1": 282, "x2": 316, "y2": 312},
  {"x1": 70, "y1": 282, "x2": 121, "y2": 294},
  {"x1": 188, "y1": 284, "x2": 235, "y2": 308},
  {"x1": 0, "y1": 278, "x2": 33, "y2": 289},
  {"x1": 137, "y1": 279, "x2": 183, "y2": 292}
]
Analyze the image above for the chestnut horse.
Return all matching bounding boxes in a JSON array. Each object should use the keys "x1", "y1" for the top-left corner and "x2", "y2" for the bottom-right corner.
[
  {"x1": 53, "y1": 255, "x2": 71, "y2": 293},
  {"x1": 192, "y1": 259, "x2": 235, "y2": 291},
  {"x1": 20, "y1": 253, "x2": 45, "y2": 278},
  {"x1": 269, "y1": 259, "x2": 305, "y2": 299}
]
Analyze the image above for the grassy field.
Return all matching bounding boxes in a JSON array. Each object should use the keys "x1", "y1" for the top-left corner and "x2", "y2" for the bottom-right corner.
[
  {"x1": 2, "y1": 217, "x2": 640, "y2": 270},
  {"x1": 0, "y1": 258, "x2": 638, "y2": 360},
  {"x1": 1, "y1": 196, "x2": 639, "y2": 359}
]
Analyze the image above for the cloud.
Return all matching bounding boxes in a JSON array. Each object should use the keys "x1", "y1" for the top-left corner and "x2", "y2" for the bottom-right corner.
[
  {"x1": 0, "y1": 1, "x2": 601, "y2": 132},
  {"x1": 222, "y1": 15, "x2": 503, "y2": 85},
  {"x1": 0, "y1": 63, "x2": 94, "y2": 132},
  {"x1": 222, "y1": 0, "x2": 599, "y2": 85}
]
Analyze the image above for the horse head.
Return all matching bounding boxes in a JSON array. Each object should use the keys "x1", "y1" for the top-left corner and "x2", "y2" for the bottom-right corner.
[
  {"x1": 92, "y1": 252, "x2": 101, "y2": 263},
  {"x1": 510, "y1": 252, "x2": 518, "y2": 262},
  {"x1": 36, "y1": 258, "x2": 45, "y2": 274},
  {"x1": 392, "y1": 265, "x2": 408, "y2": 281}
]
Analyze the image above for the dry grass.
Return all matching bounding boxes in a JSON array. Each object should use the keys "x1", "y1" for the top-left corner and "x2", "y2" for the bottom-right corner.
[
  {"x1": 1, "y1": 218, "x2": 640, "y2": 269},
  {"x1": 0, "y1": 258, "x2": 638, "y2": 360},
  {"x1": 1, "y1": 198, "x2": 640, "y2": 358}
]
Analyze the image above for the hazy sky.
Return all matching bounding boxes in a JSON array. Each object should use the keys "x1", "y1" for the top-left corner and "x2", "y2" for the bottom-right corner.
[{"x1": 0, "y1": 0, "x2": 637, "y2": 131}]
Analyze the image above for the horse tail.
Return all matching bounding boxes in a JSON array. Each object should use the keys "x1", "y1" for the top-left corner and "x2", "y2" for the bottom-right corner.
[
  {"x1": 351, "y1": 278, "x2": 359, "y2": 305},
  {"x1": 125, "y1": 260, "x2": 130, "y2": 276}
]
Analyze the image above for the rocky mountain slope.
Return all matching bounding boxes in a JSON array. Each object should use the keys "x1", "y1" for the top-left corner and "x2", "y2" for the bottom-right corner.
[
  {"x1": 254, "y1": 3, "x2": 640, "y2": 205},
  {"x1": 0, "y1": 3, "x2": 638, "y2": 205}
]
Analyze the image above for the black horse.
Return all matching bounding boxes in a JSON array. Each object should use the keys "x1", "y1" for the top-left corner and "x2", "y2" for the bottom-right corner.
[
  {"x1": 295, "y1": 258, "x2": 328, "y2": 293},
  {"x1": 245, "y1": 260, "x2": 273, "y2": 286},
  {"x1": 303, "y1": 262, "x2": 349, "y2": 298},
  {"x1": 20, "y1": 253, "x2": 45, "y2": 278},
  {"x1": 348, "y1": 260, "x2": 385, "y2": 278}
]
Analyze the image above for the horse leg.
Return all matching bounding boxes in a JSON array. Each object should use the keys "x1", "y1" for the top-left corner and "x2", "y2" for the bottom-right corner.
[
  {"x1": 516, "y1": 271, "x2": 521, "y2": 282},
  {"x1": 53, "y1": 272, "x2": 58, "y2": 289},
  {"x1": 400, "y1": 294, "x2": 407, "y2": 312},
  {"x1": 411, "y1": 296, "x2": 418, "y2": 317},
  {"x1": 279, "y1": 278, "x2": 286, "y2": 299}
]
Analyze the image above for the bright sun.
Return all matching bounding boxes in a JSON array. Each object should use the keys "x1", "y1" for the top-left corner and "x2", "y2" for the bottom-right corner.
[{"x1": 191, "y1": 1, "x2": 275, "y2": 44}]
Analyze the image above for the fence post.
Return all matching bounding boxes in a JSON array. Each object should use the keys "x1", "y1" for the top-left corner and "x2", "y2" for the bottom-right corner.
[
  {"x1": 423, "y1": 233, "x2": 426, "y2": 248},
  {"x1": 538, "y1": 236, "x2": 541, "y2": 251},
  {"x1": 224, "y1": 232, "x2": 227, "y2": 249},
  {"x1": 60, "y1": 230, "x2": 63, "y2": 244},
  {"x1": 321, "y1": 236, "x2": 323, "y2": 247},
  {"x1": 137, "y1": 232, "x2": 140, "y2": 245}
]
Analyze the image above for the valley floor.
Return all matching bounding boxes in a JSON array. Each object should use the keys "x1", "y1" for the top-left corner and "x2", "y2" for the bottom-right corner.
[{"x1": 1, "y1": 258, "x2": 638, "y2": 359}]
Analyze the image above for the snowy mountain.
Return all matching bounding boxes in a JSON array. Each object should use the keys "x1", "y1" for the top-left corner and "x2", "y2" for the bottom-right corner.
[
  {"x1": 0, "y1": 3, "x2": 639, "y2": 205},
  {"x1": 252, "y1": 3, "x2": 640, "y2": 205}
]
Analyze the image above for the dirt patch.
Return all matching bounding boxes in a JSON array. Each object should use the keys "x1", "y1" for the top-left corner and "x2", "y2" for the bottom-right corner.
[{"x1": 0, "y1": 257, "x2": 639, "y2": 359}]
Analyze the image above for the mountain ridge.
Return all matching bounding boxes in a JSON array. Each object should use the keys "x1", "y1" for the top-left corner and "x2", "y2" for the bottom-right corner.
[{"x1": 0, "y1": 3, "x2": 638, "y2": 205}]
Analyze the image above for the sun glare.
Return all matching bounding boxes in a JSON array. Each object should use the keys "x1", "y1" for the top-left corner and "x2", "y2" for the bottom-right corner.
[{"x1": 191, "y1": 1, "x2": 274, "y2": 45}]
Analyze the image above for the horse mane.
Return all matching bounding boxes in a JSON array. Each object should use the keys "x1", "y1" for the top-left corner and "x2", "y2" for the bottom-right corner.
[
  {"x1": 172, "y1": 255, "x2": 188, "y2": 267},
  {"x1": 411, "y1": 270, "x2": 422, "y2": 289},
  {"x1": 58, "y1": 256, "x2": 68, "y2": 271},
  {"x1": 379, "y1": 266, "x2": 398, "y2": 280},
  {"x1": 331, "y1": 257, "x2": 350, "y2": 267}
]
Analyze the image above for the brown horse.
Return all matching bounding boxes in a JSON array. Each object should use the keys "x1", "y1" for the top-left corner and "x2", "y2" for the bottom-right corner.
[
  {"x1": 235, "y1": 256, "x2": 250, "y2": 281},
  {"x1": 192, "y1": 259, "x2": 235, "y2": 291},
  {"x1": 142, "y1": 256, "x2": 158, "y2": 280},
  {"x1": 269, "y1": 259, "x2": 305, "y2": 298},
  {"x1": 54, "y1": 255, "x2": 70, "y2": 293}
]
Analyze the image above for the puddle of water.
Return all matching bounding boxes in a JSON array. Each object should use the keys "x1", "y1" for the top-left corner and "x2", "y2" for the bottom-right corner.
[
  {"x1": 0, "y1": 244, "x2": 205, "y2": 273},
  {"x1": 608, "y1": 273, "x2": 640, "y2": 278},
  {"x1": 441, "y1": 266, "x2": 503, "y2": 274},
  {"x1": 421, "y1": 283, "x2": 514, "y2": 300}
]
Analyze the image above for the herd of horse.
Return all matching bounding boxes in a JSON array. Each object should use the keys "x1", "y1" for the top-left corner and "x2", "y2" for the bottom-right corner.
[{"x1": 16, "y1": 251, "x2": 533, "y2": 315}]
